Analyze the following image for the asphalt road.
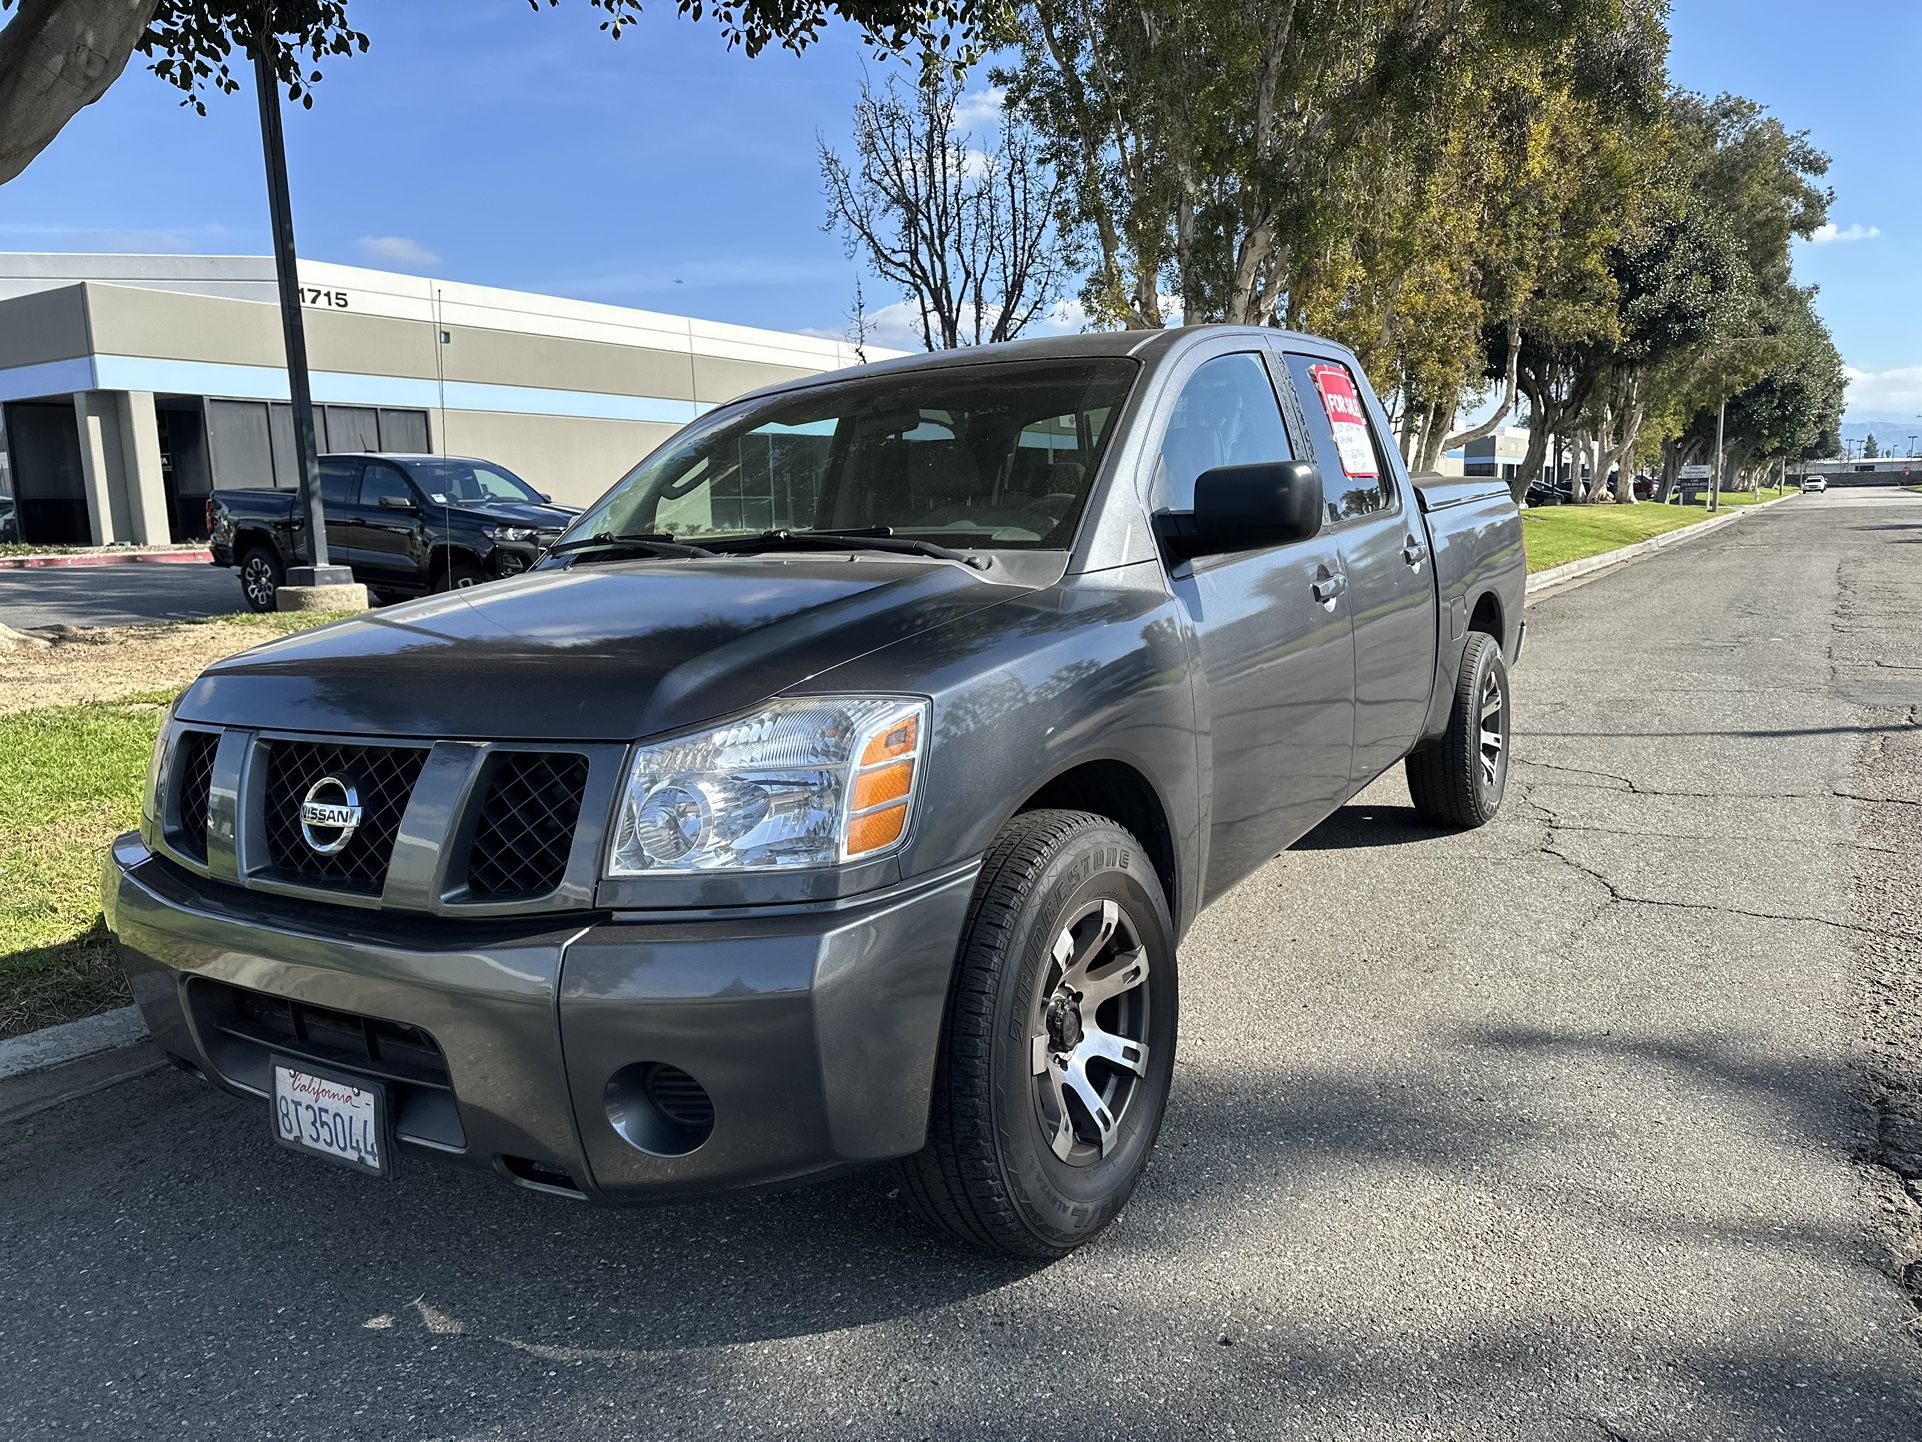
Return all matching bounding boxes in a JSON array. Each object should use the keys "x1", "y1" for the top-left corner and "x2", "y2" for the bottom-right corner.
[
  {"x1": 4, "y1": 490, "x2": 1920, "y2": 1440},
  {"x1": 0, "y1": 560, "x2": 244, "y2": 629}
]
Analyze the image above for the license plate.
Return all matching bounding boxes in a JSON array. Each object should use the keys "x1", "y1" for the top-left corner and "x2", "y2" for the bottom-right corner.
[{"x1": 271, "y1": 1057, "x2": 390, "y2": 1177}]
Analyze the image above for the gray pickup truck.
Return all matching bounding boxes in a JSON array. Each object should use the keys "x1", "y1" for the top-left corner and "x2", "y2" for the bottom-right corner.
[{"x1": 106, "y1": 326, "x2": 1523, "y2": 1257}]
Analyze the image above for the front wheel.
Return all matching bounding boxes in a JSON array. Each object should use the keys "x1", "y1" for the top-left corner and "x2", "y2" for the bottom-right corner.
[
  {"x1": 1406, "y1": 629, "x2": 1510, "y2": 827},
  {"x1": 434, "y1": 562, "x2": 485, "y2": 593},
  {"x1": 237, "y1": 546, "x2": 282, "y2": 613},
  {"x1": 901, "y1": 810, "x2": 1178, "y2": 1258}
]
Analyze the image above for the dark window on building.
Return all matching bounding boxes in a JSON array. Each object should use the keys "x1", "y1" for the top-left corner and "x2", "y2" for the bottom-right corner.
[
  {"x1": 321, "y1": 406, "x2": 380, "y2": 453},
  {"x1": 206, "y1": 399, "x2": 279, "y2": 490},
  {"x1": 376, "y1": 408, "x2": 429, "y2": 452}
]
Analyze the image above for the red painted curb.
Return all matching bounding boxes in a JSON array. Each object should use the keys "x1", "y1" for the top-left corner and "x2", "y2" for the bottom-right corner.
[{"x1": 0, "y1": 549, "x2": 213, "y2": 571}]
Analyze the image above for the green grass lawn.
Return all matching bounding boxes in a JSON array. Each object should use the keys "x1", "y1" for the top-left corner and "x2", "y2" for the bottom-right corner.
[
  {"x1": 0, "y1": 694, "x2": 170, "y2": 1037},
  {"x1": 0, "y1": 610, "x2": 353, "y2": 1038},
  {"x1": 1522, "y1": 492, "x2": 1789, "y2": 573}
]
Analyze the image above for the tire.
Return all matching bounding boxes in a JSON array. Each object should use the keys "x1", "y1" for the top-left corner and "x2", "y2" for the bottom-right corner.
[
  {"x1": 237, "y1": 546, "x2": 283, "y2": 613},
  {"x1": 901, "y1": 809, "x2": 1178, "y2": 1258},
  {"x1": 1406, "y1": 629, "x2": 1510, "y2": 827},
  {"x1": 434, "y1": 561, "x2": 486, "y2": 593}
]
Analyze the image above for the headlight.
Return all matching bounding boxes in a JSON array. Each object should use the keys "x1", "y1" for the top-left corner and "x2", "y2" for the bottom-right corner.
[
  {"x1": 145, "y1": 697, "x2": 182, "y2": 812},
  {"x1": 607, "y1": 696, "x2": 928, "y2": 875},
  {"x1": 483, "y1": 525, "x2": 538, "y2": 542}
]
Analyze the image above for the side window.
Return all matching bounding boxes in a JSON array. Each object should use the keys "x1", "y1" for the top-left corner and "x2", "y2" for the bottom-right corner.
[
  {"x1": 1158, "y1": 353, "x2": 1292, "y2": 511},
  {"x1": 1283, "y1": 354, "x2": 1393, "y2": 523},
  {"x1": 318, "y1": 458, "x2": 359, "y2": 508},
  {"x1": 359, "y1": 462, "x2": 414, "y2": 509}
]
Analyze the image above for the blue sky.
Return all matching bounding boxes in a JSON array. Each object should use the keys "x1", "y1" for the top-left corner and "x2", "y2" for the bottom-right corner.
[{"x1": 2, "y1": 1, "x2": 1915, "y2": 422}]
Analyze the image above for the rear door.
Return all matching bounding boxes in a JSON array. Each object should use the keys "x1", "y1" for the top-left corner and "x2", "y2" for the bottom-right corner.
[
  {"x1": 317, "y1": 457, "x2": 362, "y2": 569},
  {"x1": 1279, "y1": 350, "x2": 1436, "y2": 791},
  {"x1": 1156, "y1": 345, "x2": 1356, "y2": 899}
]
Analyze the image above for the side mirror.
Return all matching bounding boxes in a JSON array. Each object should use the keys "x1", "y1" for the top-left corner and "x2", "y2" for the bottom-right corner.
[
  {"x1": 537, "y1": 491, "x2": 553, "y2": 502},
  {"x1": 377, "y1": 494, "x2": 419, "y2": 513},
  {"x1": 1161, "y1": 460, "x2": 1323, "y2": 559}
]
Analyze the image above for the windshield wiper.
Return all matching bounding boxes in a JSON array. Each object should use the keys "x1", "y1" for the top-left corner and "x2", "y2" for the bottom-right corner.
[
  {"x1": 549, "y1": 531, "x2": 716, "y2": 559},
  {"x1": 707, "y1": 527, "x2": 990, "y2": 569}
]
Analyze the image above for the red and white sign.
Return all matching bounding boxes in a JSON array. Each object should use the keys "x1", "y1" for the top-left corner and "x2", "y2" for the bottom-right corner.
[{"x1": 1308, "y1": 364, "x2": 1379, "y2": 480}]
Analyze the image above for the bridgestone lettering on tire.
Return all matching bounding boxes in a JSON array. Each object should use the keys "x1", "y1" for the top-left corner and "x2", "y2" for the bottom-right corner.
[
  {"x1": 1406, "y1": 630, "x2": 1510, "y2": 827},
  {"x1": 901, "y1": 809, "x2": 1178, "y2": 1258}
]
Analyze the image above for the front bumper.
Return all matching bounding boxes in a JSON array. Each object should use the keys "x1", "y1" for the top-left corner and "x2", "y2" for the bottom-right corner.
[{"x1": 104, "y1": 833, "x2": 976, "y2": 1200}]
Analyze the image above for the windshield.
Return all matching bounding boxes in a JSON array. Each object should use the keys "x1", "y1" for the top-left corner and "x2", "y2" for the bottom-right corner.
[
  {"x1": 410, "y1": 459, "x2": 544, "y2": 506},
  {"x1": 566, "y1": 358, "x2": 1138, "y2": 552}
]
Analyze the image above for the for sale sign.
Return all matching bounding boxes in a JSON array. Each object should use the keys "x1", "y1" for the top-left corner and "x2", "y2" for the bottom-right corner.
[{"x1": 1308, "y1": 364, "x2": 1379, "y2": 479}]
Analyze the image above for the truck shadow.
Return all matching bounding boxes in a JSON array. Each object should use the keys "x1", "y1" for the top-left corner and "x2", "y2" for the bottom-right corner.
[{"x1": 1288, "y1": 802, "x2": 1457, "y2": 850}]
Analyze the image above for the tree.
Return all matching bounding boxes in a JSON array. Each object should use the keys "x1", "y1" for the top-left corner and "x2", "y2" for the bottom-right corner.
[
  {"x1": 0, "y1": 0, "x2": 981, "y2": 186},
  {"x1": 1864, "y1": 432, "x2": 1879, "y2": 458},
  {"x1": 820, "y1": 70, "x2": 1070, "y2": 349}
]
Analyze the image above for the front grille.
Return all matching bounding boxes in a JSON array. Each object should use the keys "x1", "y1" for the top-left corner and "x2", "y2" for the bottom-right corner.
[
  {"x1": 260, "y1": 739, "x2": 428, "y2": 895},
  {"x1": 188, "y1": 977, "x2": 465, "y2": 1150},
  {"x1": 171, "y1": 730, "x2": 219, "y2": 862},
  {"x1": 464, "y1": 751, "x2": 589, "y2": 899}
]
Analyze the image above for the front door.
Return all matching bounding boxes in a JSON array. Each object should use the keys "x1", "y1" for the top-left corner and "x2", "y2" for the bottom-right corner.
[
  {"x1": 1281, "y1": 352, "x2": 1436, "y2": 789},
  {"x1": 1158, "y1": 348, "x2": 1356, "y2": 901},
  {"x1": 349, "y1": 460, "x2": 423, "y2": 589}
]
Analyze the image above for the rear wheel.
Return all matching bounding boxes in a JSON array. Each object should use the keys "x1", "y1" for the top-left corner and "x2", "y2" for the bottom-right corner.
[
  {"x1": 1406, "y1": 629, "x2": 1510, "y2": 827},
  {"x1": 901, "y1": 810, "x2": 1178, "y2": 1258},
  {"x1": 237, "y1": 546, "x2": 282, "y2": 613}
]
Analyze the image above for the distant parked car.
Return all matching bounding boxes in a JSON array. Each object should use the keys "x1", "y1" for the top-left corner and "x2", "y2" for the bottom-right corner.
[
  {"x1": 1526, "y1": 480, "x2": 1572, "y2": 506},
  {"x1": 208, "y1": 454, "x2": 580, "y2": 611},
  {"x1": 1802, "y1": 476, "x2": 1827, "y2": 493},
  {"x1": 0, "y1": 496, "x2": 18, "y2": 543}
]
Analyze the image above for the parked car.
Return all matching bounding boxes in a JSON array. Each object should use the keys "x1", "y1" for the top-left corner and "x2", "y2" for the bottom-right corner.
[
  {"x1": 107, "y1": 326, "x2": 1525, "y2": 1257},
  {"x1": 1527, "y1": 480, "x2": 1572, "y2": 506},
  {"x1": 207, "y1": 453, "x2": 580, "y2": 611},
  {"x1": 1802, "y1": 475, "x2": 1828, "y2": 493}
]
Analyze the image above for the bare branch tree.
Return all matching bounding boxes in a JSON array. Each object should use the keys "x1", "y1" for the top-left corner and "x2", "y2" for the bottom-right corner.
[{"x1": 820, "y1": 71, "x2": 1070, "y2": 350}]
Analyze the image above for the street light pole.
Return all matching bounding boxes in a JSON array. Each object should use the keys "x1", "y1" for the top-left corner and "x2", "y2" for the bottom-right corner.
[
  {"x1": 1709, "y1": 396, "x2": 1725, "y2": 513},
  {"x1": 251, "y1": 22, "x2": 350, "y2": 593}
]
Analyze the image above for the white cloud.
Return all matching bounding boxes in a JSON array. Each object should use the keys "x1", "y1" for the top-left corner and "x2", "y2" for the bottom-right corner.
[
  {"x1": 1807, "y1": 222, "x2": 1881, "y2": 245},
  {"x1": 1844, "y1": 363, "x2": 1922, "y2": 418},
  {"x1": 951, "y1": 87, "x2": 1007, "y2": 133},
  {"x1": 356, "y1": 235, "x2": 442, "y2": 268}
]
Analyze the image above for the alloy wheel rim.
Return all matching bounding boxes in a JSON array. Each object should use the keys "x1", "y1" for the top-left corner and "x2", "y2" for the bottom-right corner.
[
  {"x1": 1030, "y1": 898, "x2": 1152, "y2": 1167},
  {"x1": 244, "y1": 559, "x2": 274, "y2": 606},
  {"x1": 1477, "y1": 668, "x2": 1507, "y2": 795}
]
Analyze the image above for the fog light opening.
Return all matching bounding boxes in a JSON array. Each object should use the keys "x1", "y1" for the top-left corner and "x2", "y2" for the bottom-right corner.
[{"x1": 605, "y1": 1062, "x2": 715, "y2": 1157}]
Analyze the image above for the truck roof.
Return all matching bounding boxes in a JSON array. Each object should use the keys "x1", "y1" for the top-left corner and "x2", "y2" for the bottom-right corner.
[{"x1": 728, "y1": 323, "x2": 1358, "y2": 406}]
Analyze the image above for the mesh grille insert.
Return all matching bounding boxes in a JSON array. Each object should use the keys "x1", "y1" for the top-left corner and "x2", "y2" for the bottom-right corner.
[
  {"x1": 465, "y1": 751, "x2": 589, "y2": 899},
  {"x1": 172, "y1": 730, "x2": 219, "y2": 862},
  {"x1": 260, "y1": 739, "x2": 428, "y2": 895}
]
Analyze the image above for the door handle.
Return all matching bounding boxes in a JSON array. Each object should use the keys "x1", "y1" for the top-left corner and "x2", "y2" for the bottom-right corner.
[
  {"x1": 1402, "y1": 538, "x2": 1428, "y2": 567},
  {"x1": 1311, "y1": 571, "x2": 1348, "y2": 604}
]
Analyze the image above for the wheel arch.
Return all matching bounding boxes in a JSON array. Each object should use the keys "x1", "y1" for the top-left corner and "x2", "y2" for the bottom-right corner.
[
  {"x1": 1011, "y1": 757, "x2": 1181, "y2": 930},
  {"x1": 427, "y1": 542, "x2": 485, "y2": 583},
  {"x1": 1467, "y1": 589, "x2": 1504, "y2": 644}
]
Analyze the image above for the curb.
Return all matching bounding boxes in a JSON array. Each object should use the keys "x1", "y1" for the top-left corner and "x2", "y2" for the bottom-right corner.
[
  {"x1": 1525, "y1": 493, "x2": 1796, "y2": 600},
  {"x1": 0, "y1": 548, "x2": 213, "y2": 571},
  {"x1": 0, "y1": 1005, "x2": 149, "y2": 1083}
]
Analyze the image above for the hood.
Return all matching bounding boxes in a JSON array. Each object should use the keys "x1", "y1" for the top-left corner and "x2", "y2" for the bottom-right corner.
[
  {"x1": 436, "y1": 498, "x2": 578, "y2": 529},
  {"x1": 178, "y1": 556, "x2": 1032, "y2": 741}
]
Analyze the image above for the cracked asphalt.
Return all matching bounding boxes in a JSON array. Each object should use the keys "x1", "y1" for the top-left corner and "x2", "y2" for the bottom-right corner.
[{"x1": 4, "y1": 488, "x2": 1921, "y2": 1440}]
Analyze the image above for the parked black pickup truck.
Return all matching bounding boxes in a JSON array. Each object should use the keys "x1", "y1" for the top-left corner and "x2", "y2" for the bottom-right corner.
[
  {"x1": 207, "y1": 452, "x2": 579, "y2": 610},
  {"x1": 110, "y1": 326, "x2": 1524, "y2": 1257}
]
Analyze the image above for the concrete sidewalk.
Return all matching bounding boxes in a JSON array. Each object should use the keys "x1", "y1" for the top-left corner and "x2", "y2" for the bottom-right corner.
[{"x1": 0, "y1": 546, "x2": 213, "y2": 571}]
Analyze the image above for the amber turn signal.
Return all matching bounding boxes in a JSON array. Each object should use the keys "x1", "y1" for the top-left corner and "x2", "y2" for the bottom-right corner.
[{"x1": 846, "y1": 801, "x2": 909, "y2": 856}]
